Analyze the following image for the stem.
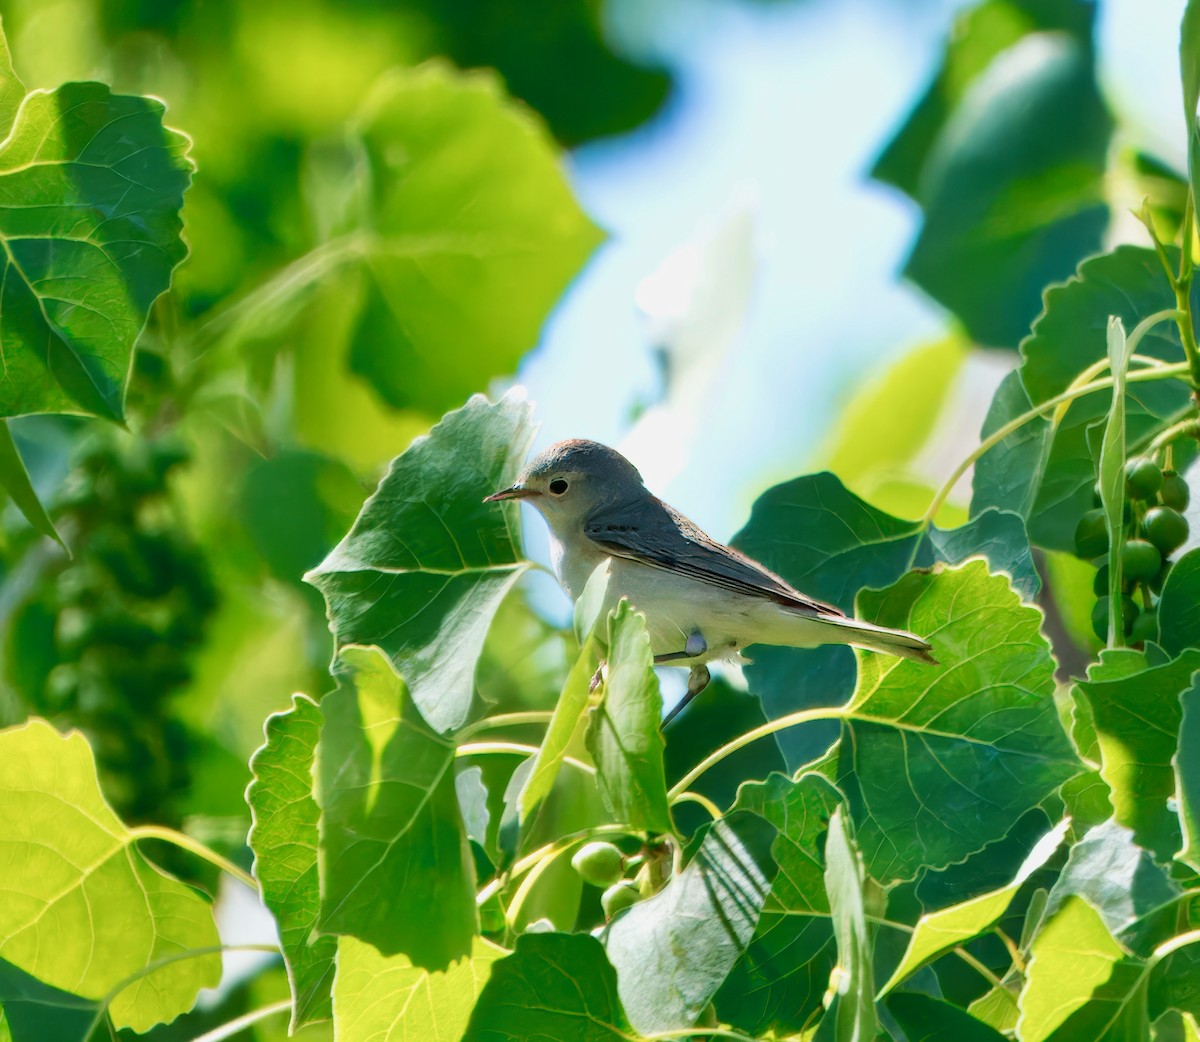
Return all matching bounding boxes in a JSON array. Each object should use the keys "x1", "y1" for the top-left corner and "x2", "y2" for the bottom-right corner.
[
  {"x1": 994, "y1": 927, "x2": 1026, "y2": 973},
  {"x1": 1146, "y1": 418, "x2": 1200, "y2": 457},
  {"x1": 187, "y1": 1000, "x2": 292, "y2": 1042},
  {"x1": 456, "y1": 741, "x2": 595, "y2": 776},
  {"x1": 128, "y1": 825, "x2": 257, "y2": 892},
  {"x1": 671, "y1": 791, "x2": 723, "y2": 821},
  {"x1": 458, "y1": 711, "x2": 554, "y2": 741},
  {"x1": 668, "y1": 707, "x2": 844, "y2": 800},
  {"x1": 1152, "y1": 927, "x2": 1200, "y2": 961},
  {"x1": 1171, "y1": 197, "x2": 1200, "y2": 390},
  {"x1": 1050, "y1": 350, "x2": 1175, "y2": 427},
  {"x1": 921, "y1": 359, "x2": 1191, "y2": 525},
  {"x1": 504, "y1": 840, "x2": 570, "y2": 933},
  {"x1": 953, "y1": 946, "x2": 1005, "y2": 989},
  {"x1": 647, "y1": 1029, "x2": 762, "y2": 1042}
]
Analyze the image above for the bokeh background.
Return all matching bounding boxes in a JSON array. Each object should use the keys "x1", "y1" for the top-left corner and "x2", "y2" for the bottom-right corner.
[{"x1": 0, "y1": 0, "x2": 1193, "y2": 1036}]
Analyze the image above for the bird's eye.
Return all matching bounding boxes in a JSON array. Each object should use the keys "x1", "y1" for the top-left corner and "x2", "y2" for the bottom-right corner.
[{"x1": 549, "y1": 478, "x2": 569, "y2": 496}]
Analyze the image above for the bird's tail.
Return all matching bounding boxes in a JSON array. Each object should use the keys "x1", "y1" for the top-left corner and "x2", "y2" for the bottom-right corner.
[{"x1": 815, "y1": 614, "x2": 938, "y2": 665}]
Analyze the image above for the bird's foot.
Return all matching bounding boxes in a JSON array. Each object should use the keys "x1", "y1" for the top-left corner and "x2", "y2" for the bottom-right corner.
[
  {"x1": 654, "y1": 630, "x2": 707, "y2": 665},
  {"x1": 662, "y1": 663, "x2": 711, "y2": 728}
]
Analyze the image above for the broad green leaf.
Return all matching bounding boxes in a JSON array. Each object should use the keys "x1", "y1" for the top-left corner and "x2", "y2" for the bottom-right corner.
[
  {"x1": 246, "y1": 693, "x2": 336, "y2": 1029},
  {"x1": 1074, "y1": 649, "x2": 1200, "y2": 860},
  {"x1": 839, "y1": 561, "x2": 1077, "y2": 881},
  {"x1": 0, "y1": 81, "x2": 191, "y2": 420},
  {"x1": 1159, "y1": 549, "x2": 1200, "y2": 656},
  {"x1": 315, "y1": 646, "x2": 477, "y2": 968},
  {"x1": 1020, "y1": 247, "x2": 1194, "y2": 550},
  {"x1": 0, "y1": 19, "x2": 22, "y2": 139},
  {"x1": 819, "y1": 807, "x2": 877, "y2": 1042},
  {"x1": 1151, "y1": 942, "x2": 1200, "y2": 1021},
  {"x1": 455, "y1": 765, "x2": 490, "y2": 852},
  {"x1": 584, "y1": 602, "x2": 670, "y2": 834},
  {"x1": 0, "y1": 1003, "x2": 8, "y2": 1042},
  {"x1": 715, "y1": 773, "x2": 842, "y2": 1037},
  {"x1": 969, "y1": 984, "x2": 1021, "y2": 1033},
  {"x1": 733, "y1": 471, "x2": 1038, "y2": 768},
  {"x1": 334, "y1": 935, "x2": 506, "y2": 1042},
  {"x1": 0, "y1": 421, "x2": 63, "y2": 549},
  {"x1": 886, "y1": 992, "x2": 1009, "y2": 1042},
  {"x1": 605, "y1": 811, "x2": 776, "y2": 1035},
  {"x1": 306, "y1": 390, "x2": 535, "y2": 734},
  {"x1": 1099, "y1": 316, "x2": 1133, "y2": 644},
  {"x1": 880, "y1": 819, "x2": 1067, "y2": 995},
  {"x1": 970, "y1": 369, "x2": 1053, "y2": 520},
  {"x1": 0, "y1": 957, "x2": 102, "y2": 1042},
  {"x1": 1019, "y1": 896, "x2": 1149, "y2": 1042},
  {"x1": 461, "y1": 933, "x2": 640, "y2": 1042},
  {"x1": 0, "y1": 719, "x2": 219, "y2": 1032},
  {"x1": 1043, "y1": 820, "x2": 1180, "y2": 958},
  {"x1": 1178, "y1": 677, "x2": 1200, "y2": 872}
]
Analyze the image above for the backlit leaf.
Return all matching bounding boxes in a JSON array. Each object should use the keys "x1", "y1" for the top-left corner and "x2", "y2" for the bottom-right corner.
[
  {"x1": 1178, "y1": 676, "x2": 1200, "y2": 873},
  {"x1": 1159, "y1": 548, "x2": 1200, "y2": 656}
]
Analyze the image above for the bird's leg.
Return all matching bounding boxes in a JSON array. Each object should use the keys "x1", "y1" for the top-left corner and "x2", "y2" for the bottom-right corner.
[
  {"x1": 663, "y1": 664, "x2": 711, "y2": 728},
  {"x1": 589, "y1": 661, "x2": 606, "y2": 693},
  {"x1": 653, "y1": 630, "x2": 707, "y2": 665}
]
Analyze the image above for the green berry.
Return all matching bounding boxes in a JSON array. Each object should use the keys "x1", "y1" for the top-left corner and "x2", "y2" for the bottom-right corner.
[
  {"x1": 1144, "y1": 506, "x2": 1190, "y2": 555},
  {"x1": 1130, "y1": 607, "x2": 1158, "y2": 645},
  {"x1": 1091, "y1": 595, "x2": 1138, "y2": 641},
  {"x1": 1093, "y1": 563, "x2": 1109, "y2": 598},
  {"x1": 1160, "y1": 471, "x2": 1190, "y2": 512},
  {"x1": 601, "y1": 881, "x2": 641, "y2": 919},
  {"x1": 1075, "y1": 509, "x2": 1109, "y2": 559},
  {"x1": 1120, "y1": 539, "x2": 1162, "y2": 582},
  {"x1": 1126, "y1": 457, "x2": 1163, "y2": 500},
  {"x1": 571, "y1": 842, "x2": 624, "y2": 888}
]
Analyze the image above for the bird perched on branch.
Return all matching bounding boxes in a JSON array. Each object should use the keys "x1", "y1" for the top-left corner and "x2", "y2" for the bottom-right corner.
[{"x1": 486, "y1": 439, "x2": 934, "y2": 724}]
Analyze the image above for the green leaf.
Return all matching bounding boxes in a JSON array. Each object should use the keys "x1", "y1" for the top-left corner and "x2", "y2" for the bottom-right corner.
[
  {"x1": 732, "y1": 471, "x2": 1039, "y2": 768},
  {"x1": 1073, "y1": 649, "x2": 1200, "y2": 860},
  {"x1": 970, "y1": 369, "x2": 1053, "y2": 520},
  {"x1": 818, "y1": 807, "x2": 878, "y2": 1042},
  {"x1": 1178, "y1": 676, "x2": 1200, "y2": 872},
  {"x1": 605, "y1": 811, "x2": 776, "y2": 1035},
  {"x1": 1159, "y1": 549, "x2": 1200, "y2": 656},
  {"x1": 306, "y1": 390, "x2": 535, "y2": 734},
  {"x1": 462, "y1": 933, "x2": 640, "y2": 1042},
  {"x1": 886, "y1": 992, "x2": 1009, "y2": 1042},
  {"x1": 880, "y1": 819, "x2": 1067, "y2": 996},
  {"x1": 334, "y1": 935, "x2": 506, "y2": 1042},
  {"x1": 246, "y1": 693, "x2": 336, "y2": 1029},
  {"x1": 0, "y1": 719, "x2": 220, "y2": 1032},
  {"x1": 1150, "y1": 941, "x2": 1200, "y2": 1021},
  {"x1": 0, "y1": 957, "x2": 102, "y2": 1042},
  {"x1": 838, "y1": 561, "x2": 1078, "y2": 881},
  {"x1": 0, "y1": 80, "x2": 191, "y2": 420},
  {"x1": 584, "y1": 602, "x2": 670, "y2": 834},
  {"x1": 1019, "y1": 247, "x2": 1193, "y2": 550},
  {"x1": 1181, "y1": 0, "x2": 1200, "y2": 210},
  {"x1": 315, "y1": 646, "x2": 477, "y2": 968},
  {"x1": 0, "y1": 19, "x2": 23, "y2": 139},
  {"x1": 1019, "y1": 896, "x2": 1149, "y2": 1042},
  {"x1": 715, "y1": 773, "x2": 842, "y2": 1036},
  {"x1": 0, "y1": 421, "x2": 63, "y2": 549},
  {"x1": 1099, "y1": 316, "x2": 1134, "y2": 645}
]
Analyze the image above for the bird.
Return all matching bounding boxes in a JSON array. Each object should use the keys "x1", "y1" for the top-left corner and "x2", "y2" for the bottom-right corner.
[{"x1": 485, "y1": 439, "x2": 935, "y2": 724}]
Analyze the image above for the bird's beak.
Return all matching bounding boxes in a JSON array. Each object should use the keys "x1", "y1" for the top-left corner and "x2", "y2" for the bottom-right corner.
[{"x1": 484, "y1": 484, "x2": 538, "y2": 503}]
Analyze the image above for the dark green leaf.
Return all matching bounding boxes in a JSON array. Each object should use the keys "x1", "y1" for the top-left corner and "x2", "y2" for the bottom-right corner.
[
  {"x1": 605, "y1": 810, "x2": 776, "y2": 1035},
  {"x1": 1178, "y1": 674, "x2": 1200, "y2": 880},
  {"x1": 306, "y1": 390, "x2": 535, "y2": 734},
  {"x1": 0, "y1": 81, "x2": 191, "y2": 420},
  {"x1": 715, "y1": 773, "x2": 841, "y2": 1036},
  {"x1": 1159, "y1": 548, "x2": 1200, "y2": 655},
  {"x1": 0, "y1": 957, "x2": 102, "y2": 1042},
  {"x1": 1150, "y1": 941, "x2": 1200, "y2": 1020},
  {"x1": 839, "y1": 561, "x2": 1077, "y2": 881},
  {"x1": 971, "y1": 367, "x2": 1052, "y2": 521},
  {"x1": 1073, "y1": 648, "x2": 1200, "y2": 860},
  {"x1": 315, "y1": 646, "x2": 477, "y2": 968},
  {"x1": 584, "y1": 602, "x2": 670, "y2": 834},
  {"x1": 462, "y1": 933, "x2": 640, "y2": 1042},
  {"x1": 887, "y1": 991, "x2": 1009, "y2": 1042},
  {"x1": 0, "y1": 421, "x2": 63, "y2": 549},
  {"x1": 246, "y1": 693, "x2": 336, "y2": 1028}
]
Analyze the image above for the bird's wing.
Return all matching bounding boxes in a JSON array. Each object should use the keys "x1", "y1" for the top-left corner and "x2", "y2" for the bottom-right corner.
[{"x1": 583, "y1": 497, "x2": 845, "y2": 618}]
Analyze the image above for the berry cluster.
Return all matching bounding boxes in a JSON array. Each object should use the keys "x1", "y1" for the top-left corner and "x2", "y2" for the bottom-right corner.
[
  {"x1": 1074, "y1": 457, "x2": 1190, "y2": 642},
  {"x1": 570, "y1": 838, "x2": 670, "y2": 920}
]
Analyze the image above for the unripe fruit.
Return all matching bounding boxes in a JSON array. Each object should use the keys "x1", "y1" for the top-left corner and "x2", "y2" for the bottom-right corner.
[
  {"x1": 601, "y1": 881, "x2": 641, "y2": 918},
  {"x1": 1144, "y1": 507, "x2": 1189, "y2": 556},
  {"x1": 1160, "y1": 471, "x2": 1190, "y2": 512},
  {"x1": 1126, "y1": 457, "x2": 1163, "y2": 500},
  {"x1": 1093, "y1": 563, "x2": 1109, "y2": 598},
  {"x1": 1130, "y1": 607, "x2": 1158, "y2": 645},
  {"x1": 1091, "y1": 595, "x2": 1138, "y2": 641},
  {"x1": 1120, "y1": 539, "x2": 1162, "y2": 582},
  {"x1": 1075, "y1": 509, "x2": 1109, "y2": 559},
  {"x1": 571, "y1": 842, "x2": 624, "y2": 888}
]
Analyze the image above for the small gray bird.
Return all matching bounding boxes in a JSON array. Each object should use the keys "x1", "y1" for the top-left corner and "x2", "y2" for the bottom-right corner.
[{"x1": 486, "y1": 439, "x2": 935, "y2": 724}]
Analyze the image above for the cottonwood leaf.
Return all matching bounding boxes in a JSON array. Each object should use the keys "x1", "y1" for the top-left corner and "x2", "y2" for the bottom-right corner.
[
  {"x1": 715, "y1": 772, "x2": 841, "y2": 1036},
  {"x1": 246, "y1": 693, "x2": 335, "y2": 1029},
  {"x1": 837, "y1": 561, "x2": 1078, "y2": 881},
  {"x1": 971, "y1": 369, "x2": 1053, "y2": 520},
  {"x1": 315, "y1": 646, "x2": 477, "y2": 968},
  {"x1": 585, "y1": 602, "x2": 670, "y2": 834},
  {"x1": 1150, "y1": 941, "x2": 1200, "y2": 1021},
  {"x1": 881, "y1": 819, "x2": 1067, "y2": 995},
  {"x1": 732, "y1": 471, "x2": 1038, "y2": 769},
  {"x1": 605, "y1": 810, "x2": 776, "y2": 1035},
  {"x1": 0, "y1": 957, "x2": 102, "y2": 1042},
  {"x1": 1019, "y1": 896, "x2": 1149, "y2": 1042},
  {"x1": 462, "y1": 933, "x2": 639, "y2": 1042},
  {"x1": 306, "y1": 390, "x2": 535, "y2": 734},
  {"x1": 334, "y1": 935, "x2": 505, "y2": 1042},
  {"x1": 1073, "y1": 648, "x2": 1200, "y2": 861},
  {"x1": 886, "y1": 992, "x2": 1009, "y2": 1042},
  {"x1": 1159, "y1": 549, "x2": 1200, "y2": 656},
  {"x1": 0, "y1": 720, "x2": 219, "y2": 1032},
  {"x1": 1178, "y1": 676, "x2": 1200, "y2": 873},
  {"x1": 0, "y1": 72, "x2": 191, "y2": 420}
]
